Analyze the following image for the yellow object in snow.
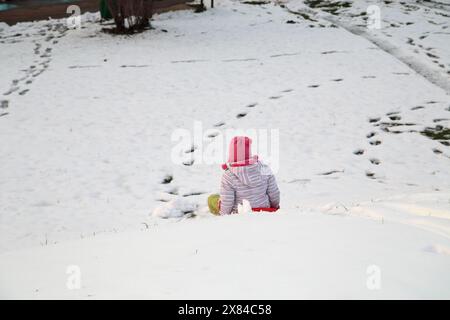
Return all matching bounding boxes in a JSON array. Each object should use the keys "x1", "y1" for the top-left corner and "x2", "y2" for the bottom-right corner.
[{"x1": 208, "y1": 194, "x2": 220, "y2": 215}]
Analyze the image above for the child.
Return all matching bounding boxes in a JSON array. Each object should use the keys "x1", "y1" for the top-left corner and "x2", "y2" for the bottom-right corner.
[{"x1": 208, "y1": 136, "x2": 280, "y2": 215}]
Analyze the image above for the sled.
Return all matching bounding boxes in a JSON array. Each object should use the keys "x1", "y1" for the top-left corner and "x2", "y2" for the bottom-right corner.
[{"x1": 251, "y1": 207, "x2": 278, "y2": 213}]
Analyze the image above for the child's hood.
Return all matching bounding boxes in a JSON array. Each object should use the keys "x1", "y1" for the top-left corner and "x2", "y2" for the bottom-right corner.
[{"x1": 228, "y1": 161, "x2": 272, "y2": 187}]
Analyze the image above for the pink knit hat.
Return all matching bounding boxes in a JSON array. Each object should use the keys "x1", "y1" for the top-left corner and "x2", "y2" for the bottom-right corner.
[{"x1": 228, "y1": 136, "x2": 253, "y2": 163}]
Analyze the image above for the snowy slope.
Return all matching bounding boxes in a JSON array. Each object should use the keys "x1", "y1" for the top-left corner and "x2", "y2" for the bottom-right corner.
[
  {"x1": 1, "y1": 211, "x2": 450, "y2": 299},
  {"x1": 0, "y1": 0, "x2": 449, "y2": 298}
]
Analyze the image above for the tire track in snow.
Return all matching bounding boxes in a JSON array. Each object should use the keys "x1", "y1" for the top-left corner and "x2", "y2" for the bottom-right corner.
[
  {"x1": 284, "y1": 5, "x2": 450, "y2": 94},
  {"x1": 328, "y1": 22, "x2": 450, "y2": 94}
]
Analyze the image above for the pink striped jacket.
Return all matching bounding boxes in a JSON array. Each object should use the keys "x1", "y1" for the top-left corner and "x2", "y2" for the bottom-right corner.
[{"x1": 219, "y1": 159, "x2": 280, "y2": 215}]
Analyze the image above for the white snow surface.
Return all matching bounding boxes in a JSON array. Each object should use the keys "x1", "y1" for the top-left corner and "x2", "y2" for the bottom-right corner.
[
  {"x1": 1, "y1": 211, "x2": 450, "y2": 299},
  {"x1": 0, "y1": 0, "x2": 449, "y2": 299}
]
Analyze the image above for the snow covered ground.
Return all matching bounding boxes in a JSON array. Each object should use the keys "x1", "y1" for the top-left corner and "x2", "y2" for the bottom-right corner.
[
  {"x1": 0, "y1": 0, "x2": 449, "y2": 299},
  {"x1": 2, "y1": 211, "x2": 450, "y2": 299}
]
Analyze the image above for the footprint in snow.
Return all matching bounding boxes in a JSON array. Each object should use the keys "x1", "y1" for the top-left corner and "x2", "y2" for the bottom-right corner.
[
  {"x1": 185, "y1": 145, "x2": 196, "y2": 153},
  {"x1": 331, "y1": 78, "x2": 343, "y2": 82},
  {"x1": 366, "y1": 132, "x2": 376, "y2": 139},
  {"x1": 362, "y1": 75, "x2": 376, "y2": 79},
  {"x1": 386, "y1": 111, "x2": 400, "y2": 115},
  {"x1": 370, "y1": 158, "x2": 381, "y2": 165},
  {"x1": 319, "y1": 170, "x2": 343, "y2": 176},
  {"x1": 426, "y1": 52, "x2": 439, "y2": 59},
  {"x1": 308, "y1": 84, "x2": 320, "y2": 88},
  {"x1": 183, "y1": 159, "x2": 195, "y2": 166},
  {"x1": 365, "y1": 171, "x2": 376, "y2": 179},
  {"x1": 161, "y1": 174, "x2": 173, "y2": 184},
  {"x1": 32, "y1": 70, "x2": 45, "y2": 77},
  {"x1": 166, "y1": 187, "x2": 179, "y2": 195},
  {"x1": 68, "y1": 65, "x2": 100, "y2": 69},
  {"x1": 353, "y1": 149, "x2": 365, "y2": 156},
  {"x1": 246, "y1": 103, "x2": 257, "y2": 108},
  {"x1": 182, "y1": 191, "x2": 205, "y2": 197},
  {"x1": 369, "y1": 140, "x2": 382, "y2": 146},
  {"x1": 411, "y1": 106, "x2": 425, "y2": 110},
  {"x1": 0, "y1": 100, "x2": 8, "y2": 109},
  {"x1": 207, "y1": 132, "x2": 220, "y2": 138},
  {"x1": 3, "y1": 87, "x2": 19, "y2": 96},
  {"x1": 213, "y1": 121, "x2": 225, "y2": 127},
  {"x1": 269, "y1": 95, "x2": 282, "y2": 99},
  {"x1": 368, "y1": 117, "x2": 381, "y2": 123},
  {"x1": 281, "y1": 89, "x2": 293, "y2": 93},
  {"x1": 388, "y1": 115, "x2": 401, "y2": 121},
  {"x1": 121, "y1": 64, "x2": 149, "y2": 68},
  {"x1": 171, "y1": 59, "x2": 208, "y2": 64},
  {"x1": 433, "y1": 118, "x2": 450, "y2": 123},
  {"x1": 321, "y1": 50, "x2": 339, "y2": 55},
  {"x1": 236, "y1": 112, "x2": 247, "y2": 119}
]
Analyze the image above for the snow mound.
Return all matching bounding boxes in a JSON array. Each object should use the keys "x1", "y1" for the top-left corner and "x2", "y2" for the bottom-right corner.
[
  {"x1": 152, "y1": 198, "x2": 198, "y2": 219},
  {"x1": 0, "y1": 22, "x2": 9, "y2": 32},
  {"x1": 78, "y1": 12, "x2": 101, "y2": 24}
]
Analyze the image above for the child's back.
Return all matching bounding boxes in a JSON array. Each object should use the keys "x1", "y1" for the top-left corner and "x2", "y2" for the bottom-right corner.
[{"x1": 220, "y1": 161, "x2": 280, "y2": 215}]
